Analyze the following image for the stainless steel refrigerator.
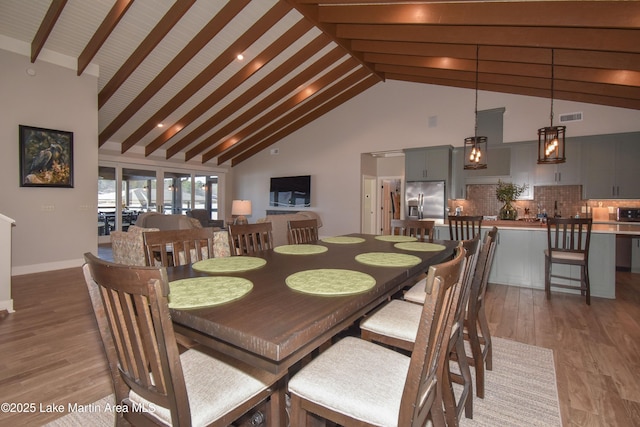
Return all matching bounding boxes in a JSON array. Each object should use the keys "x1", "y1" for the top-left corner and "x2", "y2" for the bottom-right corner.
[{"x1": 405, "y1": 181, "x2": 446, "y2": 223}]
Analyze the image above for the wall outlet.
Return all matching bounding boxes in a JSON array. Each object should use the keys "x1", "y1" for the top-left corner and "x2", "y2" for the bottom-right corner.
[{"x1": 608, "y1": 206, "x2": 615, "y2": 214}]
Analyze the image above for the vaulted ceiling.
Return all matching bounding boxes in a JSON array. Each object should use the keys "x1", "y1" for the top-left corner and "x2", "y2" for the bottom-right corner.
[{"x1": 1, "y1": 1, "x2": 639, "y2": 166}]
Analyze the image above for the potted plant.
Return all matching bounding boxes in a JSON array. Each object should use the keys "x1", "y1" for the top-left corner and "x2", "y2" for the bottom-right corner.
[{"x1": 495, "y1": 180, "x2": 528, "y2": 220}]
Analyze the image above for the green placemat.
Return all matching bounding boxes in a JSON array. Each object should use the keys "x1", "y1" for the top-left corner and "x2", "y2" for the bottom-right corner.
[
  {"x1": 192, "y1": 256, "x2": 266, "y2": 273},
  {"x1": 355, "y1": 252, "x2": 422, "y2": 267},
  {"x1": 394, "y1": 242, "x2": 446, "y2": 252},
  {"x1": 169, "y1": 277, "x2": 253, "y2": 309},
  {"x1": 375, "y1": 235, "x2": 418, "y2": 243},
  {"x1": 286, "y1": 269, "x2": 376, "y2": 296},
  {"x1": 321, "y1": 236, "x2": 366, "y2": 244},
  {"x1": 274, "y1": 244, "x2": 328, "y2": 255}
]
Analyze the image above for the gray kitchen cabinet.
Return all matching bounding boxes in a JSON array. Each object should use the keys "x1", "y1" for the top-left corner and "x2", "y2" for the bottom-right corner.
[
  {"x1": 508, "y1": 143, "x2": 534, "y2": 200},
  {"x1": 404, "y1": 146, "x2": 452, "y2": 182},
  {"x1": 534, "y1": 138, "x2": 582, "y2": 185},
  {"x1": 632, "y1": 238, "x2": 640, "y2": 274},
  {"x1": 450, "y1": 147, "x2": 466, "y2": 199},
  {"x1": 581, "y1": 132, "x2": 640, "y2": 199}
]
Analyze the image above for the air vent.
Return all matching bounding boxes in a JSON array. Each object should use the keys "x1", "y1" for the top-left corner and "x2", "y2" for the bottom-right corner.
[{"x1": 559, "y1": 112, "x2": 583, "y2": 123}]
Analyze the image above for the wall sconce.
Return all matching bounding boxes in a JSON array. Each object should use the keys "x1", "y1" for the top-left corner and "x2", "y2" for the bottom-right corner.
[
  {"x1": 231, "y1": 200, "x2": 252, "y2": 225},
  {"x1": 464, "y1": 45, "x2": 488, "y2": 170},
  {"x1": 538, "y1": 49, "x2": 566, "y2": 164}
]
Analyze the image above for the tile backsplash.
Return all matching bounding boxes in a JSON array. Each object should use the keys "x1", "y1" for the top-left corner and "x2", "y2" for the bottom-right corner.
[{"x1": 449, "y1": 184, "x2": 640, "y2": 220}]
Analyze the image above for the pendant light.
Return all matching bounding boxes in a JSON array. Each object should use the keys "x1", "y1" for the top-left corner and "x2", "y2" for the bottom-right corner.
[
  {"x1": 464, "y1": 45, "x2": 487, "y2": 170},
  {"x1": 538, "y1": 49, "x2": 566, "y2": 164}
]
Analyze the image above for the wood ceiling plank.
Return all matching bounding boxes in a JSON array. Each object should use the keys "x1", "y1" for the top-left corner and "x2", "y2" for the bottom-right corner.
[
  {"x1": 317, "y1": 2, "x2": 640, "y2": 29},
  {"x1": 77, "y1": 0, "x2": 134, "y2": 76},
  {"x1": 230, "y1": 73, "x2": 379, "y2": 167},
  {"x1": 352, "y1": 39, "x2": 476, "y2": 59},
  {"x1": 98, "y1": 0, "x2": 196, "y2": 108},
  {"x1": 119, "y1": 1, "x2": 291, "y2": 153},
  {"x1": 98, "y1": 0, "x2": 252, "y2": 146},
  {"x1": 143, "y1": 18, "x2": 313, "y2": 157},
  {"x1": 31, "y1": 0, "x2": 67, "y2": 63},
  {"x1": 181, "y1": 42, "x2": 341, "y2": 161},
  {"x1": 213, "y1": 59, "x2": 361, "y2": 164},
  {"x1": 336, "y1": 24, "x2": 640, "y2": 55}
]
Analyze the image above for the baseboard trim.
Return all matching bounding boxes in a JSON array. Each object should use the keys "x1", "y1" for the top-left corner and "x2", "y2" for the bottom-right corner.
[{"x1": 12, "y1": 258, "x2": 84, "y2": 276}]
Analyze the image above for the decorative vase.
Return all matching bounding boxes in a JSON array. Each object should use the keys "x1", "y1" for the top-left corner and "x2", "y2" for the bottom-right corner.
[{"x1": 499, "y1": 201, "x2": 517, "y2": 220}]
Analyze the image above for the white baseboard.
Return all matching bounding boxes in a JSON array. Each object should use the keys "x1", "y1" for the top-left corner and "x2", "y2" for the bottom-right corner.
[
  {"x1": 0, "y1": 299, "x2": 14, "y2": 313},
  {"x1": 12, "y1": 258, "x2": 84, "y2": 276}
]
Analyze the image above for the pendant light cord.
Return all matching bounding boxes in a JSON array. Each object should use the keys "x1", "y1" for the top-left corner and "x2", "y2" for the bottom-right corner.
[
  {"x1": 550, "y1": 49, "x2": 555, "y2": 127},
  {"x1": 474, "y1": 45, "x2": 479, "y2": 138}
]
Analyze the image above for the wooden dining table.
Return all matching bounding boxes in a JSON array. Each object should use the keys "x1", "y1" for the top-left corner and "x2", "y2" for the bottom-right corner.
[{"x1": 167, "y1": 234, "x2": 457, "y2": 376}]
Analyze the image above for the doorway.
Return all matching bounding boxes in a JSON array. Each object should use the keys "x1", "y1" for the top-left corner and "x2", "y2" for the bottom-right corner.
[{"x1": 379, "y1": 178, "x2": 402, "y2": 235}]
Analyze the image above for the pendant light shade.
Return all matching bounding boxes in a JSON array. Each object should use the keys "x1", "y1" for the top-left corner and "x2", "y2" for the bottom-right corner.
[
  {"x1": 465, "y1": 45, "x2": 487, "y2": 170},
  {"x1": 538, "y1": 49, "x2": 566, "y2": 164}
]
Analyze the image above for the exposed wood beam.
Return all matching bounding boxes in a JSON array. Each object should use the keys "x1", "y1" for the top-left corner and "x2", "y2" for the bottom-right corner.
[
  {"x1": 190, "y1": 46, "x2": 347, "y2": 161},
  {"x1": 143, "y1": 18, "x2": 313, "y2": 157},
  {"x1": 336, "y1": 24, "x2": 640, "y2": 54},
  {"x1": 231, "y1": 73, "x2": 379, "y2": 166},
  {"x1": 286, "y1": 0, "x2": 383, "y2": 82},
  {"x1": 31, "y1": 0, "x2": 67, "y2": 63},
  {"x1": 214, "y1": 59, "x2": 361, "y2": 164},
  {"x1": 98, "y1": 0, "x2": 252, "y2": 146},
  {"x1": 77, "y1": 0, "x2": 133, "y2": 76},
  {"x1": 119, "y1": 1, "x2": 291, "y2": 154},
  {"x1": 98, "y1": 0, "x2": 196, "y2": 108},
  {"x1": 175, "y1": 34, "x2": 336, "y2": 160},
  {"x1": 317, "y1": 2, "x2": 640, "y2": 28}
]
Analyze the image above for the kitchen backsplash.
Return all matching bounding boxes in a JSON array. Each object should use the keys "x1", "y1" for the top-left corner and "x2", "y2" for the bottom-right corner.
[{"x1": 449, "y1": 184, "x2": 640, "y2": 221}]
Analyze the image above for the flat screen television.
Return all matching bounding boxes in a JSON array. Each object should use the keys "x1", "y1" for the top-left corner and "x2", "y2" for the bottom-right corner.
[{"x1": 269, "y1": 175, "x2": 311, "y2": 208}]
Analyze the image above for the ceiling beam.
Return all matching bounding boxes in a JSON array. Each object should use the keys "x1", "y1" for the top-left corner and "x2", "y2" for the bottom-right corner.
[
  {"x1": 77, "y1": 0, "x2": 133, "y2": 76},
  {"x1": 98, "y1": 0, "x2": 196, "y2": 108},
  {"x1": 98, "y1": 0, "x2": 252, "y2": 146},
  {"x1": 31, "y1": 0, "x2": 67, "y2": 63}
]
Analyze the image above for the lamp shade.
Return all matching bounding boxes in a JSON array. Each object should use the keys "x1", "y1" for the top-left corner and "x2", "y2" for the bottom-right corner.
[{"x1": 231, "y1": 200, "x2": 252, "y2": 216}]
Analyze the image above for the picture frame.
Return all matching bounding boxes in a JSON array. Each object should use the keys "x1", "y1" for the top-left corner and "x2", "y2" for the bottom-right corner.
[{"x1": 19, "y1": 125, "x2": 74, "y2": 188}]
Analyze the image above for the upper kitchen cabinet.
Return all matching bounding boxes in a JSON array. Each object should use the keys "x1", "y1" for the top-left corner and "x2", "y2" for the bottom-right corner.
[
  {"x1": 534, "y1": 138, "x2": 582, "y2": 185},
  {"x1": 508, "y1": 143, "x2": 534, "y2": 199},
  {"x1": 404, "y1": 146, "x2": 452, "y2": 182},
  {"x1": 581, "y1": 132, "x2": 640, "y2": 199}
]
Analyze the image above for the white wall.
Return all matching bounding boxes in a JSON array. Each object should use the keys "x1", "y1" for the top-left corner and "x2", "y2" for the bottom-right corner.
[
  {"x1": 231, "y1": 80, "x2": 640, "y2": 237},
  {"x1": 0, "y1": 48, "x2": 98, "y2": 275}
]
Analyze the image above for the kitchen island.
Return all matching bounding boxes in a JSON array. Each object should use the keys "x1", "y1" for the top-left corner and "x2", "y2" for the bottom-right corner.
[{"x1": 434, "y1": 220, "x2": 640, "y2": 299}]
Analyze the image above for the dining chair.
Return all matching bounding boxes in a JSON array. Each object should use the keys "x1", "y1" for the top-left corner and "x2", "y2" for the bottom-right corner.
[
  {"x1": 463, "y1": 226, "x2": 498, "y2": 398},
  {"x1": 545, "y1": 217, "x2": 593, "y2": 304},
  {"x1": 142, "y1": 227, "x2": 218, "y2": 267},
  {"x1": 288, "y1": 248, "x2": 466, "y2": 427},
  {"x1": 449, "y1": 215, "x2": 483, "y2": 240},
  {"x1": 287, "y1": 218, "x2": 319, "y2": 244},
  {"x1": 391, "y1": 218, "x2": 435, "y2": 242},
  {"x1": 82, "y1": 253, "x2": 284, "y2": 427},
  {"x1": 359, "y1": 237, "x2": 480, "y2": 426},
  {"x1": 227, "y1": 222, "x2": 274, "y2": 256}
]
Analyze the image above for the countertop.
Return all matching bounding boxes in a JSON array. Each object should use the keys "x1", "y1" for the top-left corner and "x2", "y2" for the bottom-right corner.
[{"x1": 441, "y1": 219, "x2": 640, "y2": 235}]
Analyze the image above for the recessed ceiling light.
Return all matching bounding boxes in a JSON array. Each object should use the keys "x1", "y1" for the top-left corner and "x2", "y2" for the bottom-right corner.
[
  {"x1": 157, "y1": 123, "x2": 164, "y2": 128},
  {"x1": 236, "y1": 54, "x2": 244, "y2": 61}
]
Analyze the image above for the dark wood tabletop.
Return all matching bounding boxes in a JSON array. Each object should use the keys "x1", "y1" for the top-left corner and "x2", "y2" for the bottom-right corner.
[{"x1": 168, "y1": 234, "x2": 457, "y2": 374}]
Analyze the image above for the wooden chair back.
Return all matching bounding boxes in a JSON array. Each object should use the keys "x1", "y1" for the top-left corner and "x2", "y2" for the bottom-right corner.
[
  {"x1": 287, "y1": 218, "x2": 319, "y2": 244},
  {"x1": 390, "y1": 219, "x2": 435, "y2": 241},
  {"x1": 399, "y1": 247, "x2": 466, "y2": 426},
  {"x1": 82, "y1": 253, "x2": 190, "y2": 426},
  {"x1": 546, "y1": 217, "x2": 592, "y2": 262},
  {"x1": 470, "y1": 227, "x2": 498, "y2": 310},
  {"x1": 449, "y1": 215, "x2": 483, "y2": 241},
  {"x1": 227, "y1": 222, "x2": 274, "y2": 256},
  {"x1": 143, "y1": 227, "x2": 218, "y2": 267}
]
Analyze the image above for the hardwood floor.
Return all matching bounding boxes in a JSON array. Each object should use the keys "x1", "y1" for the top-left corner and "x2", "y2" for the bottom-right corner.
[{"x1": 1, "y1": 259, "x2": 639, "y2": 426}]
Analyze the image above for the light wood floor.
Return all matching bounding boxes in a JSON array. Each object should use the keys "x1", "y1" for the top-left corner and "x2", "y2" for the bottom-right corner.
[{"x1": 1, "y1": 259, "x2": 639, "y2": 426}]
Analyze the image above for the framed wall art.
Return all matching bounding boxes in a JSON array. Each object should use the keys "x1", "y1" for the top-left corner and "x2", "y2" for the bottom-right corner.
[{"x1": 19, "y1": 125, "x2": 74, "y2": 188}]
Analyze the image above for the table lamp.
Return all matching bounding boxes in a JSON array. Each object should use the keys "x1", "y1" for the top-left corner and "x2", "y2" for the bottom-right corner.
[{"x1": 232, "y1": 200, "x2": 252, "y2": 225}]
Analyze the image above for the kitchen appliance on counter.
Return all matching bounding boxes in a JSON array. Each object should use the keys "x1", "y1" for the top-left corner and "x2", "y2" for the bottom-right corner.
[
  {"x1": 405, "y1": 181, "x2": 446, "y2": 223},
  {"x1": 617, "y1": 207, "x2": 640, "y2": 222}
]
